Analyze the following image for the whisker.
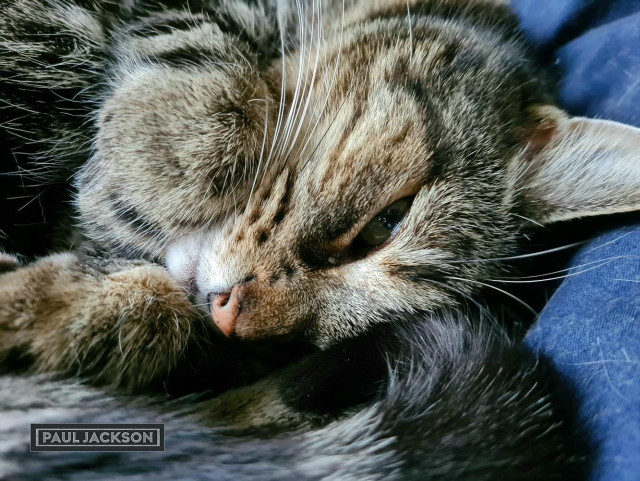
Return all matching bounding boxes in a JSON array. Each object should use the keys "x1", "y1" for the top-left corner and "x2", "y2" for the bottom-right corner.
[
  {"x1": 283, "y1": 0, "x2": 323, "y2": 162},
  {"x1": 421, "y1": 277, "x2": 494, "y2": 320},
  {"x1": 489, "y1": 255, "x2": 639, "y2": 282},
  {"x1": 297, "y1": 0, "x2": 346, "y2": 158},
  {"x1": 299, "y1": 75, "x2": 356, "y2": 172},
  {"x1": 252, "y1": 0, "x2": 292, "y2": 206},
  {"x1": 247, "y1": 97, "x2": 272, "y2": 205},
  {"x1": 442, "y1": 241, "x2": 586, "y2": 265},
  {"x1": 406, "y1": 0, "x2": 414, "y2": 64},
  {"x1": 487, "y1": 260, "x2": 619, "y2": 284},
  {"x1": 273, "y1": 0, "x2": 307, "y2": 164},
  {"x1": 446, "y1": 276, "x2": 538, "y2": 316},
  {"x1": 510, "y1": 212, "x2": 547, "y2": 229},
  {"x1": 190, "y1": 302, "x2": 211, "y2": 309},
  {"x1": 585, "y1": 229, "x2": 636, "y2": 254}
]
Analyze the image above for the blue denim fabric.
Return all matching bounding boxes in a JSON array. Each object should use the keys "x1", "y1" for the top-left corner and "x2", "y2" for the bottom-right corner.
[
  {"x1": 511, "y1": 1, "x2": 640, "y2": 479},
  {"x1": 526, "y1": 227, "x2": 640, "y2": 480}
]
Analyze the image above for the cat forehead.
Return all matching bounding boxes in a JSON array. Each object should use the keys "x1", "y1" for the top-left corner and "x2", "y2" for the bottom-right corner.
[
  {"x1": 237, "y1": 66, "x2": 522, "y2": 259},
  {"x1": 249, "y1": 82, "x2": 427, "y2": 230},
  {"x1": 233, "y1": 95, "x2": 448, "y2": 270},
  {"x1": 301, "y1": 84, "x2": 430, "y2": 193},
  {"x1": 249, "y1": 53, "x2": 505, "y2": 238},
  {"x1": 276, "y1": 25, "x2": 528, "y2": 196}
]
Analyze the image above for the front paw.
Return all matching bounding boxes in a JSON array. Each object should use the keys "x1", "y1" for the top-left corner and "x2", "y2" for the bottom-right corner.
[
  {"x1": 86, "y1": 265, "x2": 202, "y2": 390},
  {"x1": 0, "y1": 253, "x2": 81, "y2": 371},
  {"x1": 1, "y1": 257, "x2": 203, "y2": 391},
  {"x1": 46, "y1": 264, "x2": 203, "y2": 391}
]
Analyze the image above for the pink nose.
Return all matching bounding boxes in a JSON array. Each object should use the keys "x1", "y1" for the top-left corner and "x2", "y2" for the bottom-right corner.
[{"x1": 211, "y1": 287, "x2": 240, "y2": 337}]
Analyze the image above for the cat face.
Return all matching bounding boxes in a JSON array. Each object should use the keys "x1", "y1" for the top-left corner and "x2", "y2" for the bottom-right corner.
[{"x1": 75, "y1": 0, "x2": 640, "y2": 347}]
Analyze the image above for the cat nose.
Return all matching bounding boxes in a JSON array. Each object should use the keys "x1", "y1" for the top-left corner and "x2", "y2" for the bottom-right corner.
[{"x1": 209, "y1": 285, "x2": 242, "y2": 337}]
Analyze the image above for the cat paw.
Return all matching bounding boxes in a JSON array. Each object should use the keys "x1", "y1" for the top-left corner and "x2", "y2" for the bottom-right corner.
[
  {"x1": 93, "y1": 265, "x2": 201, "y2": 390},
  {"x1": 36, "y1": 264, "x2": 202, "y2": 391},
  {"x1": 0, "y1": 256, "x2": 203, "y2": 391}
]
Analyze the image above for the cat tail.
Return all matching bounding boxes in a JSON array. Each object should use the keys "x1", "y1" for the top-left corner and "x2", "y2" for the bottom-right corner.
[
  {"x1": 278, "y1": 311, "x2": 587, "y2": 480},
  {"x1": 0, "y1": 312, "x2": 586, "y2": 480}
]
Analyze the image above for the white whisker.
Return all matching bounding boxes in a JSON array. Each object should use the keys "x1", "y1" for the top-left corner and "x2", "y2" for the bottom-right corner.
[
  {"x1": 273, "y1": 0, "x2": 306, "y2": 163},
  {"x1": 446, "y1": 276, "x2": 538, "y2": 316},
  {"x1": 247, "y1": 97, "x2": 272, "y2": 205},
  {"x1": 443, "y1": 241, "x2": 587, "y2": 265},
  {"x1": 489, "y1": 255, "x2": 639, "y2": 282},
  {"x1": 406, "y1": 1, "x2": 414, "y2": 64},
  {"x1": 284, "y1": 0, "x2": 323, "y2": 161},
  {"x1": 297, "y1": 0, "x2": 346, "y2": 158}
]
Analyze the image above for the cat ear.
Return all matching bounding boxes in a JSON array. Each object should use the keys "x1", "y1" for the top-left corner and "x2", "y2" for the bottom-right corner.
[{"x1": 517, "y1": 106, "x2": 640, "y2": 224}]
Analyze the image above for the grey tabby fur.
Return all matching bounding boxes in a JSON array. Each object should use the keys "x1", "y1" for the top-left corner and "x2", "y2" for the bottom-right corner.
[{"x1": 2, "y1": 0, "x2": 639, "y2": 479}]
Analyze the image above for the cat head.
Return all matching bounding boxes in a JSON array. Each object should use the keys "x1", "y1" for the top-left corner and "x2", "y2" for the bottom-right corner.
[{"x1": 76, "y1": 0, "x2": 640, "y2": 347}]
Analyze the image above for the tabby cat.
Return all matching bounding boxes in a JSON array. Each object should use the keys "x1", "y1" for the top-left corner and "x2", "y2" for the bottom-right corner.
[{"x1": 1, "y1": 0, "x2": 639, "y2": 479}]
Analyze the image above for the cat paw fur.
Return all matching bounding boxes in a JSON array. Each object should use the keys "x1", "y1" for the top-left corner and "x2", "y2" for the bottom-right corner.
[{"x1": 0, "y1": 253, "x2": 200, "y2": 390}]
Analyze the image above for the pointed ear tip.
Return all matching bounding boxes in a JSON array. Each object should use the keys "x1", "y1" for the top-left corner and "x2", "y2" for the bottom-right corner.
[
  {"x1": 524, "y1": 105, "x2": 640, "y2": 156},
  {"x1": 527, "y1": 104, "x2": 640, "y2": 140},
  {"x1": 517, "y1": 107, "x2": 640, "y2": 224}
]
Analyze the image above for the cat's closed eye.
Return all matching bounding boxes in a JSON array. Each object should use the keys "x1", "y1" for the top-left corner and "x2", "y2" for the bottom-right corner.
[
  {"x1": 353, "y1": 197, "x2": 413, "y2": 250},
  {"x1": 327, "y1": 196, "x2": 413, "y2": 266}
]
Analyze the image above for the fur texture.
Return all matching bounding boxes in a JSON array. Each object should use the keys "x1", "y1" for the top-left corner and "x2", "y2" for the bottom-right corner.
[
  {"x1": 0, "y1": 313, "x2": 585, "y2": 480},
  {"x1": 1, "y1": 0, "x2": 639, "y2": 478}
]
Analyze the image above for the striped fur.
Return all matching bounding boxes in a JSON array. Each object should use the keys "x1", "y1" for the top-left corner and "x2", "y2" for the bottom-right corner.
[
  {"x1": 1, "y1": 0, "x2": 639, "y2": 478},
  {"x1": 0, "y1": 312, "x2": 586, "y2": 480}
]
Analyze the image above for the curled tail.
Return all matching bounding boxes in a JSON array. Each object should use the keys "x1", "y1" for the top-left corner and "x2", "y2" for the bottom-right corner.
[
  {"x1": 1, "y1": 311, "x2": 585, "y2": 480},
  {"x1": 274, "y1": 313, "x2": 585, "y2": 480}
]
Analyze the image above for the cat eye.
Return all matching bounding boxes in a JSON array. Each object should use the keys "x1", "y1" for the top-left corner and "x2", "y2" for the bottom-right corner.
[{"x1": 354, "y1": 197, "x2": 413, "y2": 250}]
